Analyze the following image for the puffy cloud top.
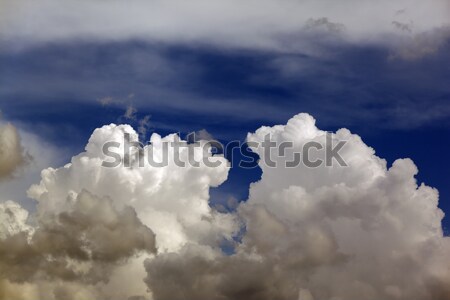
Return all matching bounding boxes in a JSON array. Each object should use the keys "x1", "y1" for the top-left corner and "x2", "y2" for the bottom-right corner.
[
  {"x1": 146, "y1": 113, "x2": 450, "y2": 300},
  {"x1": 2, "y1": 123, "x2": 236, "y2": 299},
  {"x1": 1, "y1": 113, "x2": 450, "y2": 300}
]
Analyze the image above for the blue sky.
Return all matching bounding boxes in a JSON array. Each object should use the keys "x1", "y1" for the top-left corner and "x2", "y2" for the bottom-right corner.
[
  {"x1": 1, "y1": 39, "x2": 450, "y2": 230},
  {"x1": 1, "y1": 1, "x2": 450, "y2": 299}
]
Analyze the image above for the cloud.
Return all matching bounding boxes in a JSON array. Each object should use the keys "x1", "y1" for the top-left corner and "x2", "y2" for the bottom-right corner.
[
  {"x1": 0, "y1": 200, "x2": 32, "y2": 239},
  {"x1": 193, "y1": 129, "x2": 214, "y2": 142},
  {"x1": 0, "y1": 190, "x2": 156, "y2": 289},
  {"x1": 392, "y1": 21, "x2": 413, "y2": 33},
  {"x1": 305, "y1": 17, "x2": 346, "y2": 34},
  {"x1": 144, "y1": 244, "x2": 291, "y2": 300},
  {"x1": 0, "y1": 125, "x2": 69, "y2": 215},
  {"x1": 124, "y1": 105, "x2": 138, "y2": 121},
  {"x1": 138, "y1": 115, "x2": 152, "y2": 139},
  {"x1": 1, "y1": 113, "x2": 450, "y2": 299},
  {"x1": 0, "y1": 123, "x2": 30, "y2": 180},
  {"x1": 0, "y1": 122, "x2": 236, "y2": 299},
  {"x1": 1, "y1": 0, "x2": 449, "y2": 55},
  {"x1": 98, "y1": 96, "x2": 152, "y2": 139},
  {"x1": 122, "y1": 105, "x2": 152, "y2": 139},
  {"x1": 144, "y1": 113, "x2": 450, "y2": 300},
  {"x1": 388, "y1": 26, "x2": 450, "y2": 60},
  {"x1": 3, "y1": 39, "x2": 450, "y2": 134},
  {"x1": 98, "y1": 96, "x2": 114, "y2": 106}
]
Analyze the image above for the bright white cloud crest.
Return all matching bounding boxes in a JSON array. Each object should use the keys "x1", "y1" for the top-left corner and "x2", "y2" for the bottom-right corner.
[{"x1": 1, "y1": 113, "x2": 450, "y2": 299}]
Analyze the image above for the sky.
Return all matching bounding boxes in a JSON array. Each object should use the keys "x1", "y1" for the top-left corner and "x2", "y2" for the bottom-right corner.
[{"x1": 1, "y1": 1, "x2": 450, "y2": 299}]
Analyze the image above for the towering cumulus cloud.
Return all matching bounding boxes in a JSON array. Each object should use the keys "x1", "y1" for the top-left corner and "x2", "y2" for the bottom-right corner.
[
  {"x1": 145, "y1": 114, "x2": 450, "y2": 300},
  {"x1": 0, "y1": 124, "x2": 236, "y2": 299},
  {"x1": 1, "y1": 114, "x2": 450, "y2": 299}
]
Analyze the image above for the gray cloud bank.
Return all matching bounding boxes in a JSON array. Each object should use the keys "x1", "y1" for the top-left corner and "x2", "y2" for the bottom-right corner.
[
  {"x1": 0, "y1": 191, "x2": 156, "y2": 283},
  {"x1": 1, "y1": 0, "x2": 450, "y2": 58}
]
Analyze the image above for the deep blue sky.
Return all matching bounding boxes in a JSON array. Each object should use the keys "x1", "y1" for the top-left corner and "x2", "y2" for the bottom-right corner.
[{"x1": 1, "y1": 40, "x2": 449, "y2": 232}]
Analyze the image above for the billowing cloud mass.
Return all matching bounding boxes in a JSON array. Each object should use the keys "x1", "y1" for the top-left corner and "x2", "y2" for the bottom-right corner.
[
  {"x1": 0, "y1": 123, "x2": 236, "y2": 299},
  {"x1": 1, "y1": 114, "x2": 450, "y2": 299},
  {"x1": 0, "y1": 123, "x2": 29, "y2": 179},
  {"x1": 0, "y1": 191, "x2": 156, "y2": 283},
  {"x1": 1, "y1": 0, "x2": 450, "y2": 57},
  {"x1": 145, "y1": 114, "x2": 450, "y2": 300}
]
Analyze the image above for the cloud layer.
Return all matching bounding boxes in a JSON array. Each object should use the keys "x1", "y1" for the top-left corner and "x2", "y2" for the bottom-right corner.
[
  {"x1": 1, "y1": 0, "x2": 450, "y2": 55},
  {"x1": 1, "y1": 113, "x2": 450, "y2": 299}
]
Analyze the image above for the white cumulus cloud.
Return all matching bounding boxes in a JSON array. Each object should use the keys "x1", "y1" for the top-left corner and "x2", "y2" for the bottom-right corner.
[
  {"x1": 145, "y1": 113, "x2": 450, "y2": 300},
  {"x1": 0, "y1": 123, "x2": 237, "y2": 299},
  {"x1": 1, "y1": 113, "x2": 449, "y2": 299}
]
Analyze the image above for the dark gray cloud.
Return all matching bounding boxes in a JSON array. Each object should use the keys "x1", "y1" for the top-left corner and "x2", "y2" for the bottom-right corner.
[{"x1": 0, "y1": 190, "x2": 156, "y2": 287}]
